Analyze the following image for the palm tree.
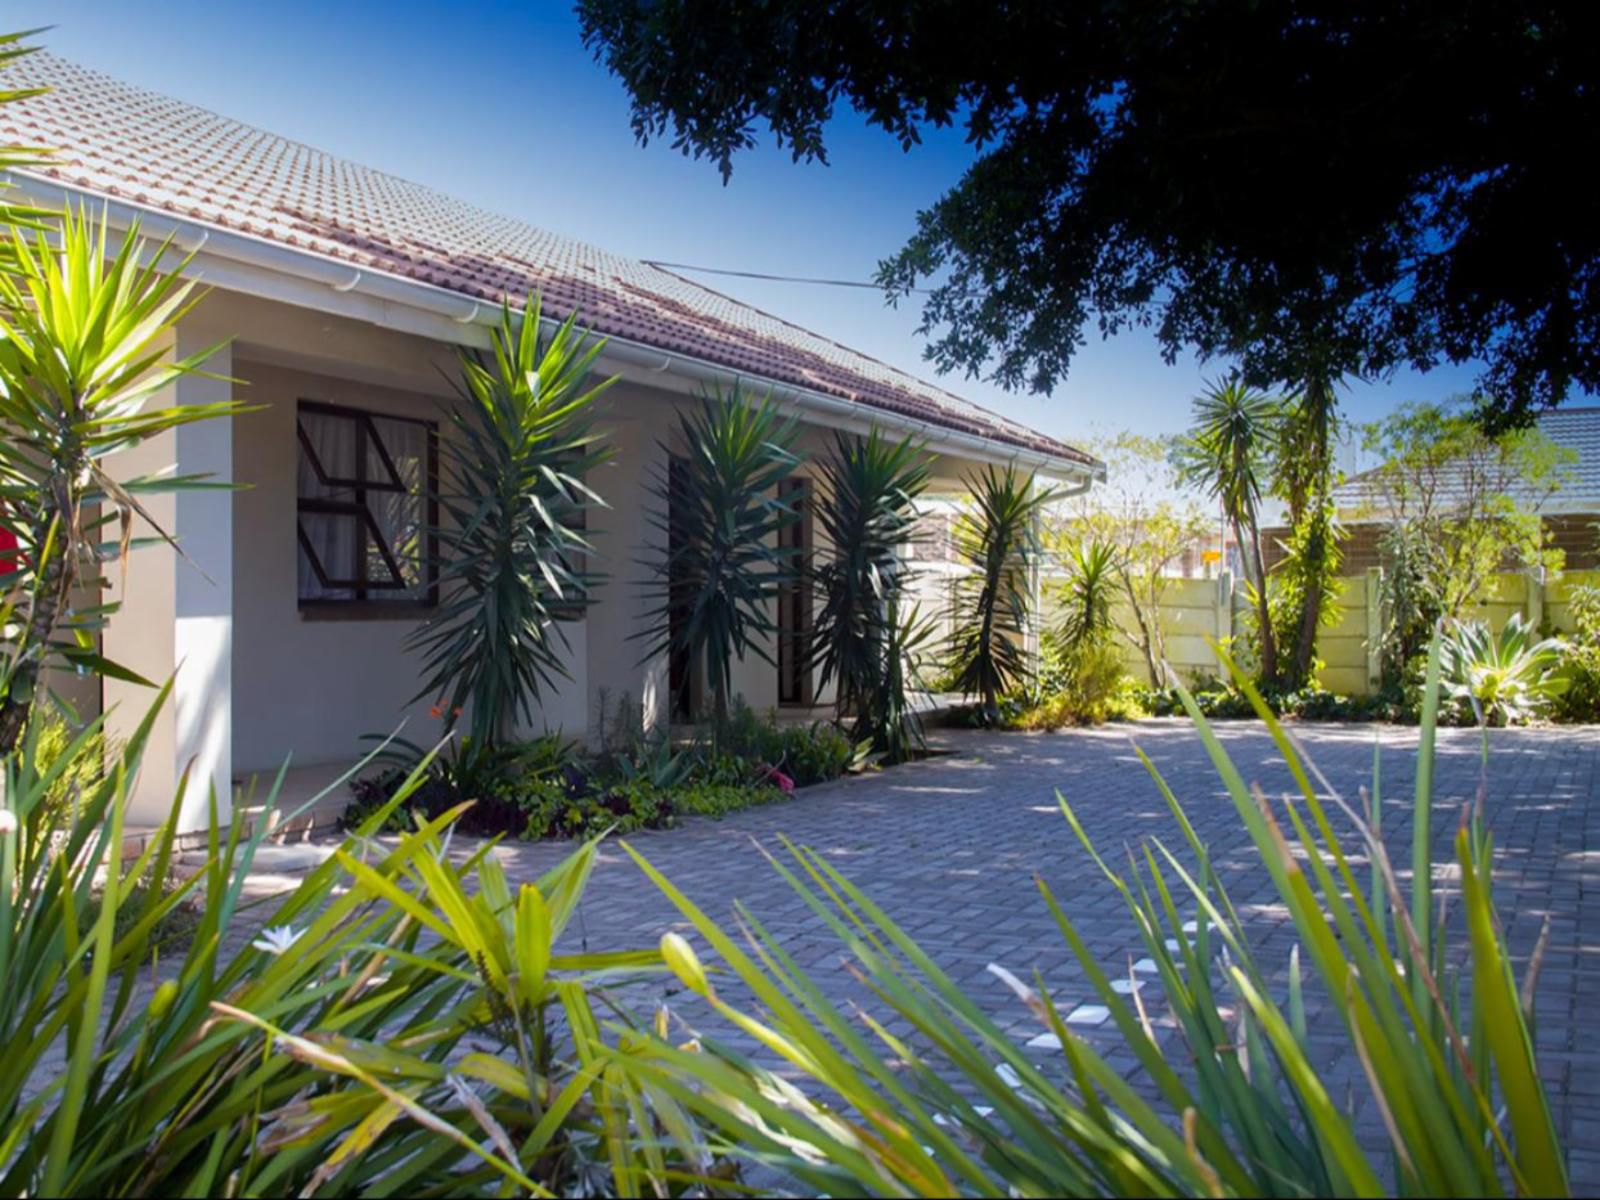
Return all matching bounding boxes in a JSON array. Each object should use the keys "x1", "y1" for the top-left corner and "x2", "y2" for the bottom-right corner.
[
  {"x1": 947, "y1": 466, "x2": 1057, "y2": 725},
  {"x1": 809, "y1": 428, "x2": 930, "y2": 755},
  {"x1": 637, "y1": 385, "x2": 803, "y2": 726},
  {"x1": 1176, "y1": 376, "x2": 1281, "y2": 684},
  {"x1": 408, "y1": 297, "x2": 616, "y2": 748}
]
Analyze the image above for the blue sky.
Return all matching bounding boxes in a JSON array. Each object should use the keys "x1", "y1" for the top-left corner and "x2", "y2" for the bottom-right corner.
[{"x1": 14, "y1": 0, "x2": 1505, "y2": 453}]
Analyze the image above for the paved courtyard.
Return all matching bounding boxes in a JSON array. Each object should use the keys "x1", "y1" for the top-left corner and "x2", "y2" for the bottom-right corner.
[{"x1": 477, "y1": 718, "x2": 1600, "y2": 1186}]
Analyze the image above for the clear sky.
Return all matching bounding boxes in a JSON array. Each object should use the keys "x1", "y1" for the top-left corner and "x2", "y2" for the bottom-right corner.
[{"x1": 10, "y1": 0, "x2": 1523, "y2": 455}]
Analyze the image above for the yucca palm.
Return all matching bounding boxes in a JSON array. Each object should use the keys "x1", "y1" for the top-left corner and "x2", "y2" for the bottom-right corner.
[
  {"x1": 947, "y1": 465, "x2": 1056, "y2": 724},
  {"x1": 1054, "y1": 537, "x2": 1120, "y2": 655},
  {"x1": 409, "y1": 296, "x2": 615, "y2": 748},
  {"x1": 809, "y1": 428, "x2": 930, "y2": 755},
  {"x1": 0, "y1": 206, "x2": 239, "y2": 752},
  {"x1": 1176, "y1": 375, "x2": 1282, "y2": 683},
  {"x1": 638, "y1": 385, "x2": 802, "y2": 725}
]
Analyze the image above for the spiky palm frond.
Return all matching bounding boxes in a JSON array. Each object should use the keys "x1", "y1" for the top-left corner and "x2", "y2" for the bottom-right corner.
[
  {"x1": 637, "y1": 384, "x2": 802, "y2": 722},
  {"x1": 408, "y1": 296, "x2": 616, "y2": 747}
]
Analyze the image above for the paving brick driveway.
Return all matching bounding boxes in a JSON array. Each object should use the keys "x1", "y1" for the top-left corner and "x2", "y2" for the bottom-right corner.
[{"x1": 485, "y1": 718, "x2": 1600, "y2": 1186}]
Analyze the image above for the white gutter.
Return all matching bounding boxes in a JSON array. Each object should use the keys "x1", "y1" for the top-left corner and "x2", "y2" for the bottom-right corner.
[{"x1": 5, "y1": 172, "x2": 1104, "y2": 483}]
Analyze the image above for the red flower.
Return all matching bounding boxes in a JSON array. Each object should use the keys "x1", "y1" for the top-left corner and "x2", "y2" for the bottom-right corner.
[{"x1": 763, "y1": 766, "x2": 795, "y2": 794}]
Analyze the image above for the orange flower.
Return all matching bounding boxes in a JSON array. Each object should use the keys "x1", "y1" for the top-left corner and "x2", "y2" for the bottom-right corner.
[
  {"x1": 453, "y1": 706, "x2": 464, "y2": 718},
  {"x1": 429, "y1": 703, "x2": 444, "y2": 719}
]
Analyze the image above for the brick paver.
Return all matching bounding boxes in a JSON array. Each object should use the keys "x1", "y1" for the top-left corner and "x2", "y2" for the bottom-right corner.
[{"x1": 481, "y1": 718, "x2": 1600, "y2": 1188}]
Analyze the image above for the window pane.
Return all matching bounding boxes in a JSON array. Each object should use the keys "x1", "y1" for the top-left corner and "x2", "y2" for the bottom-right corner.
[
  {"x1": 368, "y1": 415, "x2": 428, "y2": 597},
  {"x1": 298, "y1": 510, "x2": 361, "y2": 600}
]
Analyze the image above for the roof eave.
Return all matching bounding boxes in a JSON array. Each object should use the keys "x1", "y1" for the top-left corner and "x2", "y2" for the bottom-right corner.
[{"x1": 5, "y1": 169, "x2": 1102, "y2": 483}]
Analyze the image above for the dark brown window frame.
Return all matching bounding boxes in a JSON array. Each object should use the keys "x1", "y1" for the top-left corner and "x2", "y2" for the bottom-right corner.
[{"x1": 296, "y1": 399, "x2": 438, "y2": 616}]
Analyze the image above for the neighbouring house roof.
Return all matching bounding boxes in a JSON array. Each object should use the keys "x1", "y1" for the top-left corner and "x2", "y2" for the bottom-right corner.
[
  {"x1": 1330, "y1": 406, "x2": 1600, "y2": 518},
  {"x1": 0, "y1": 53, "x2": 1097, "y2": 473}
]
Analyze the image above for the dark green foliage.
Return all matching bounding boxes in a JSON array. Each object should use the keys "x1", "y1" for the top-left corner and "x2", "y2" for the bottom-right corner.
[
  {"x1": 707, "y1": 699, "x2": 860, "y2": 786},
  {"x1": 809, "y1": 428, "x2": 930, "y2": 758},
  {"x1": 580, "y1": 0, "x2": 1600, "y2": 423},
  {"x1": 947, "y1": 465, "x2": 1056, "y2": 724},
  {"x1": 638, "y1": 386, "x2": 802, "y2": 723},
  {"x1": 409, "y1": 296, "x2": 615, "y2": 748}
]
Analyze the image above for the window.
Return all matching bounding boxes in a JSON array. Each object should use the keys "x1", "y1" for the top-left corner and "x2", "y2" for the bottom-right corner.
[{"x1": 296, "y1": 400, "x2": 436, "y2": 609}]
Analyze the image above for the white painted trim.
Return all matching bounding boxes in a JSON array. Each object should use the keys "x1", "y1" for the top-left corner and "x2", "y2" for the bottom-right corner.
[{"x1": 5, "y1": 171, "x2": 1104, "y2": 484}]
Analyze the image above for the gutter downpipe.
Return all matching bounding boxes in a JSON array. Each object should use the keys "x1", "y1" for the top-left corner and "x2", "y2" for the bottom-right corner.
[{"x1": 7, "y1": 172, "x2": 1105, "y2": 484}]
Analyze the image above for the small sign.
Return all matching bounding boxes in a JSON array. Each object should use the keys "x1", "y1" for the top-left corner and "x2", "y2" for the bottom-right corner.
[{"x1": 1201, "y1": 549, "x2": 1222, "y2": 565}]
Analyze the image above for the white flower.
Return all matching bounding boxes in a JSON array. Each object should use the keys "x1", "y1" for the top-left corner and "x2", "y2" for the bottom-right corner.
[
  {"x1": 0, "y1": 808, "x2": 18, "y2": 836},
  {"x1": 251, "y1": 925, "x2": 304, "y2": 956}
]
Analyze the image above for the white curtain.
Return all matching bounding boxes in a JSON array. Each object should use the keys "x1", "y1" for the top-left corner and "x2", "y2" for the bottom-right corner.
[{"x1": 297, "y1": 411, "x2": 359, "y2": 601}]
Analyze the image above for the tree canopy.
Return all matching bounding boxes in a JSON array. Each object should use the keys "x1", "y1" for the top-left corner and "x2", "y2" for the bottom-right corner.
[{"x1": 577, "y1": 1, "x2": 1600, "y2": 425}]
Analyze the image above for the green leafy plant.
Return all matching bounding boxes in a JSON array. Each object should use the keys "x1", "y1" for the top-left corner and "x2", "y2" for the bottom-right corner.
[
  {"x1": 947, "y1": 465, "x2": 1057, "y2": 725},
  {"x1": 1440, "y1": 612, "x2": 1569, "y2": 725},
  {"x1": 1, "y1": 688, "x2": 725, "y2": 1195},
  {"x1": 409, "y1": 296, "x2": 615, "y2": 749},
  {"x1": 809, "y1": 428, "x2": 930, "y2": 756},
  {"x1": 0, "y1": 205, "x2": 244, "y2": 752},
  {"x1": 1554, "y1": 582, "x2": 1600, "y2": 722},
  {"x1": 639, "y1": 385, "x2": 802, "y2": 724},
  {"x1": 611, "y1": 635, "x2": 1567, "y2": 1197}
]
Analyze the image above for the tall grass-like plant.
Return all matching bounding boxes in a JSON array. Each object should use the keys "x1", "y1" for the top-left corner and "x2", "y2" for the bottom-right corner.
[
  {"x1": 611, "y1": 633, "x2": 1567, "y2": 1198},
  {"x1": 810, "y1": 428, "x2": 930, "y2": 758},
  {"x1": 410, "y1": 296, "x2": 615, "y2": 748},
  {"x1": 947, "y1": 465, "x2": 1056, "y2": 724},
  {"x1": 639, "y1": 385, "x2": 802, "y2": 725},
  {"x1": 0, "y1": 687, "x2": 716, "y2": 1195},
  {"x1": 0, "y1": 205, "x2": 242, "y2": 752}
]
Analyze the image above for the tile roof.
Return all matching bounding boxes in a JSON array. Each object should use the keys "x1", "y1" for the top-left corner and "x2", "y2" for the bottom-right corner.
[
  {"x1": 0, "y1": 52, "x2": 1095, "y2": 470},
  {"x1": 1333, "y1": 407, "x2": 1600, "y2": 515}
]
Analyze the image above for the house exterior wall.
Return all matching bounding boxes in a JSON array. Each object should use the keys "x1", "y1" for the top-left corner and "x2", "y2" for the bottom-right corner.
[{"x1": 97, "y1": 286, "x2": 1062, "y2": 820}]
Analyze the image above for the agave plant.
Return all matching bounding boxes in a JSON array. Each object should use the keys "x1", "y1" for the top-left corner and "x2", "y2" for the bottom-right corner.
[
  {"x1": 409, "y1": 296, "x2": 614, "y2": 749},
  {"x1": 611, "y1": 633, "x2": 1566, "y2": 1197},
  {"x1": 0, "y1": 205, "x2": 242, "y2": 752},
  {"x1": 947, "y1": 465, "x2": 1058, "y2": 724},
  {"x1": 809, "y1": 428, "x2": 930, "y2": 757},
  {"x1": 1440, "y1": 612, "x2": 1568, "y2": 725},
  {"x1": 638, "y1": 385, "x2": 803, "y2": 726}
]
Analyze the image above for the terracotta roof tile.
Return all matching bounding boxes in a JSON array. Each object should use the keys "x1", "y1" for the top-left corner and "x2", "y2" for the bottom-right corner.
[{"x1": 2, "y1": 53, "x2": 1094, "y2": 469}]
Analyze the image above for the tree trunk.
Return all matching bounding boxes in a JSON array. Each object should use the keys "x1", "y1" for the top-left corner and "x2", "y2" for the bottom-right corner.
[
  {"x1": 0, "y1": 507, "x2": 69, "y2": 756},
  {"x1": 1248, "y1": 522, "x2": 1278, "y2": 686}
]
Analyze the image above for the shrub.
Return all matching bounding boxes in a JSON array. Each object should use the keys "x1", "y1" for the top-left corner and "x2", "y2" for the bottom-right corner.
[
  {"x1": 1554, "y1": 582, "x2": 1600, "y2": 722},
  {"x1": 1005, "y1": 642, "x2": 1146, "y2": 728},
  {"x1": 614, "y1": 637, "x2": 1568, "y2": 1197}
]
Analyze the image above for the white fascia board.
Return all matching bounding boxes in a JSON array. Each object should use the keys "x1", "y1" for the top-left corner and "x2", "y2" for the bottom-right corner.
[{"x1": 6, "y1": 171, "x2": 1104, "y2": 484}]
